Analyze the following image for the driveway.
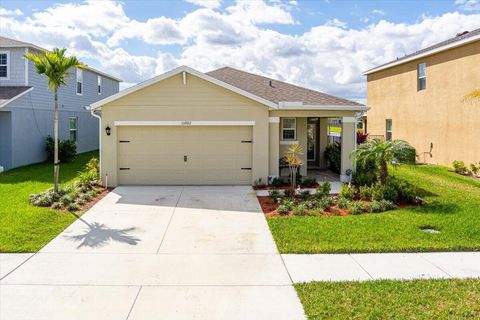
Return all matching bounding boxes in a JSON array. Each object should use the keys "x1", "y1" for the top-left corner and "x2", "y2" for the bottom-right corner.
[{"x1": 0, "y1": 186, "x2": 306, "y2": 319}]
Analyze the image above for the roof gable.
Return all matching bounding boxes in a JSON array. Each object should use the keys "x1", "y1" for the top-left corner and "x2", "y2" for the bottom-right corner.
[{"x1": 90, "y1": 66, "x2": 278, "y2": 110}]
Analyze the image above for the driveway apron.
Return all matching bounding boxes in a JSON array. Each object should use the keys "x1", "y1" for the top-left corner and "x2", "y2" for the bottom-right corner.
[{"x1": 0, "y1": 186, "x2": 306, "y2": 320}]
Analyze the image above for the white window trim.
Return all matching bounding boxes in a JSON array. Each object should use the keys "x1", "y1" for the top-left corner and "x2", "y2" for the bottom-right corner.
[
  {"x1": 97, "y1": 75, "x2": 102, "y2": 95},
  {"x1": 76, "y1": 68, "x2": 83, "y2": 95},
  {"x1": 418, "y1": 63, "x2": 426, "y2": 91},
  {"x1": 0, "y1": 51, "x2": 10, "y2": 80},
  {"x1": 69, "y1": 117, "x2": 78, "y2": 142},
  {"x1": 281, "y1": 117, "x2": 296, "y2": 141}
]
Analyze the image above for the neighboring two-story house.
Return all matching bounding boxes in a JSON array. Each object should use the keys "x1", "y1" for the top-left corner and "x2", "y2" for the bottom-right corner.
[
  {"x1": 0, "y1": 37, "x2": 121, "y2": 171},
  {"x1": 364, "y1": 28, "x2": 480, "y2": 166}
]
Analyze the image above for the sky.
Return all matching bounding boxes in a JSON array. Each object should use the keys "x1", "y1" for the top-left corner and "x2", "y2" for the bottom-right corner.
[{"x1": 1, "y1": 0, "x2": 479, "y2": 103}]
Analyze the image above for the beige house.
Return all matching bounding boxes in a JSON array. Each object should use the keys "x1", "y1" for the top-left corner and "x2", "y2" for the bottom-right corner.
[
  {"x1": 365, "y1": 28, "x2": 480, "y2": 166},
  {"x1": 90, "y1": 66, "x2": 366, "y2": 186}
]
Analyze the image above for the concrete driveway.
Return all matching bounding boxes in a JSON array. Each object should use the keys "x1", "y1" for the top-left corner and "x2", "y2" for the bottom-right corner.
[{"x1": 0, "y1": 186, "x2": 306, "y2": 320}]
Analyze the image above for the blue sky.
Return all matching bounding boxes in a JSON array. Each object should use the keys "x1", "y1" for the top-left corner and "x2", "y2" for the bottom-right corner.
[{"x1": 1, "y1": 0, "x2": 479, "y2": 102}]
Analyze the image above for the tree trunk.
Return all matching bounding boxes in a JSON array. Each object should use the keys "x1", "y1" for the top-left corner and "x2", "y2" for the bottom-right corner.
[
  {"x1": 379, "y1": 161, "x2": 388, "y2": 185},
  {"x1": 53, "y1": 89, "x2": 60, "y2": 193}
]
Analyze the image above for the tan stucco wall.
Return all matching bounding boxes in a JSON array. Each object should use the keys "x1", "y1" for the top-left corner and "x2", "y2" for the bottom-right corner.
[
  {"x1": 367, "y1": 41, "x2": 480, "y2": 166},
  {"x1": 100, "y1": 73, "x2": 269, "y2": 187}
]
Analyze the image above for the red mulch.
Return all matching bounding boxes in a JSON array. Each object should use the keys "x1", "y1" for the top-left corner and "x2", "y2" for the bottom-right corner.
[{"x1": 253, "y1": 183, "x2": 318, "y2": 190}]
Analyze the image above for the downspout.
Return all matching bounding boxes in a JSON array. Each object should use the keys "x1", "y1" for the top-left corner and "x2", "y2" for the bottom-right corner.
[{"x1": 89, "y1": 106, "x2": 104, "y2": 187}]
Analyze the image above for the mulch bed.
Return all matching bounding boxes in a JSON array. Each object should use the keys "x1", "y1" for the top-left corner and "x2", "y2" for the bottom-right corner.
[
  {"x1": 75, "y1": 187, "x2": 113, "y2": 212},
  {"x1": 258, "y1": 196, "x2": 349, "y2": 218},
  {"x1": 253, "y1": 183, "x2": 319, "y2": 190}
]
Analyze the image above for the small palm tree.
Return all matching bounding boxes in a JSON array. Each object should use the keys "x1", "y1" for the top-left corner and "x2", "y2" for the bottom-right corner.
[
  {"x1": 352, "y1": 139, "x2": 414, "y2": 185},
  {"x1": 25, "y1": 48, "x2": 86, "y2": 193},
  {"x1": 284, "y1": 144, "x2": 304, "y2": 189}
]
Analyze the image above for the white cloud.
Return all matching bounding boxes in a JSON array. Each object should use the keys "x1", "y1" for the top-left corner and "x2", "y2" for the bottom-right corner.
[
  {"x1": 1, "y1": 0, "x2": 479, "y2": 103},
  {"x1": 185, "y1": 0, "x2": 222, "y2": 9},
  {"x1": 456, "y1": 0, "x2": 480, "y2": 11},
  {"x1": 0, "y1": 7, "x2": 23, "y2": 16},
  {"x1": 372, "y1": 9, "x2": 386, "y2": 15}
]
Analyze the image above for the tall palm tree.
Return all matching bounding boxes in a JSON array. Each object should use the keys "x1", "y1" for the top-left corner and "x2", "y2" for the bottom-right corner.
[
  {"x1": 352, "y1": 139, "x2": 414, "y2": 185},
  {"x1": 25, "y1": 48, "x2": 86, "y2": 193}
]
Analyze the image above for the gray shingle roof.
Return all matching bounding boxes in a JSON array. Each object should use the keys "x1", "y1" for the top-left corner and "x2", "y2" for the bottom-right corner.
[
  {"x1": 0, "y1": 37, "x2": 36, "y2": 47},
  {"x1": 365, "y1": 28, "x2": 480, "y2": 74},
  {"x1": 0, "y1": 86, "x2": 32, "y2": 107},
  {"x1": 207, "y1": 67, "x2": 363, "y2": 106}
]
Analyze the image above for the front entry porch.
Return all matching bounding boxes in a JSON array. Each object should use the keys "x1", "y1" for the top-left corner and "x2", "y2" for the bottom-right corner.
[{"x1": 269, "y1": 113, "x2": 358, "y2": 183}]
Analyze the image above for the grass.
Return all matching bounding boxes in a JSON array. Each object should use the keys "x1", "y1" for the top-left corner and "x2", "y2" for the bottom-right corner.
[
  {"x1": 295, "y1": 278, "x2": 480, "y2": 319},
  {"x1": 0, "y1": 151, "x2": 98, "y2": 252},
  {"x1": 268, "y1": 165, "x2": 480, "y2": 253}
]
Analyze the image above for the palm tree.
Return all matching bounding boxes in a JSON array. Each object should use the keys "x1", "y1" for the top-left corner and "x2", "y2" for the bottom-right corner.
[
  {"x1": 25, "y1": 48, "x2": 86, "y2": 193},
  {"x1": 284, "y1": 144, "x2": 304, "y2": 189},
  {"x1": 352, "y1": 139, "x2": 414, "y2": 185}
]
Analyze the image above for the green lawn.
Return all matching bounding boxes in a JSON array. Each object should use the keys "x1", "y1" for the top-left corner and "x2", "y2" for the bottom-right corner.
[
  {"x1": 296, "y1": 279, "x2": 480, "y2": 319},
  {"x1": 268, "y1": 165, "x2": 480, "y2": 253},
  {"x1": 0, "y1": 151, "x2": 98, "y2": 252}
]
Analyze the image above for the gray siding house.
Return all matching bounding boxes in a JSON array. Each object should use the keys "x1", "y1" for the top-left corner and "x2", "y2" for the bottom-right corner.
[{"x1": 0, "y1": 37, "x2": 121, "y2": 171}]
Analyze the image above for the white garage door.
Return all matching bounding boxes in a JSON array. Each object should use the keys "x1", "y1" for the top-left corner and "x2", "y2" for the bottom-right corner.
[{"x1": 117, "y1": 126, "x2": 253, "y2": 185}]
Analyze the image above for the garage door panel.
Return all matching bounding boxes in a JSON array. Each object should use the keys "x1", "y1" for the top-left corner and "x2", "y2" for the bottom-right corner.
[{"x1": 117, "y1": 126, "x2": 252, "y2": 185}]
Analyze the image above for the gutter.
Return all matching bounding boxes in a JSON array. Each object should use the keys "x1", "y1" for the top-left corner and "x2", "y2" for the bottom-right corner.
[{"x1": 88, "y1": 106, "x2": 103, "y2": 184}]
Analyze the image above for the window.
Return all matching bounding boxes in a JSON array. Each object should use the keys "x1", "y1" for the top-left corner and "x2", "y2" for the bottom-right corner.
[
  {"x1": 69, "y1": 117, "x2": 78, "y2": 142},
  {"x1": 386, "y1": 119, "x2": 392, "y2": 141},
  {"x1": 97, "y1": 76, "x2": 102, "y2": 94},
  {"x1": 76, "y1": 68, "x2": 83, "y2": 95},
  {"x1": 282, "y1": 118, "x2": 296, "y2": 140},
  {"x1": 0, "y1": 51, "x2": 9, "y2": 79},
  {"x1": 418, "y1": 63, "x2": 426, "y2": 91}
]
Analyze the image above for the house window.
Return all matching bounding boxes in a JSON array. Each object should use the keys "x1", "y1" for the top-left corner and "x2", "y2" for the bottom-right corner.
[
  {"x1": 69, "y1": 117, "x2": 78, "y2": 142},
  {"x1": 418, "y1": 63, "x2": 426, "y2": 91},
  {"x1": 282, "y1": 118, "x2": 296, "y2": 140},
  {"x1": 386, "y1": 119, "x2": 392, "y2": 141},
  {"x1": 76, "y1": 68, "x2": 83, "y2": 95},
  {"x1": 0, "y1": 51, "x2": 9, "y2": 79},
  {"x1": 97, "y1": 76, "x2": 102, "y2": 94}
]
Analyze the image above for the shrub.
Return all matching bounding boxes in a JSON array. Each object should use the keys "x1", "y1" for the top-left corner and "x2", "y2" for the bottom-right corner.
[
  {"x1": 281, "y1": 198, "x2": 296, "y2": 211},
  {"x1": 317, "y1": 197, "x2": 334, "y2": 211},
  {"x1": 80, "y1": 193, "x2": 91, "y2": 202},
  {"x1": 356, "y1": 131, "x2": 369, "y2": 144},
  {"x1": 276, "y1": 204, "x2": 290, "y2": 215},
  {"x1": 306, "y1": 208, "x2": 324, "y2": 216},
  {"x1": 283, "y1": 188, "x2": 295, "y2": 198},
  {"x1": 348, "y1": 201, "x2": 364, "y2": 215},
  {"x1": 51, "y1": 202, "x2": 63, "y2": 209},
  {"x1": 371, "y1": 183, "x2": 398, "y2": 203},
  {"x1": 315, "y1": 181, "x2": 331, "y2": 198},
  {"x1": 339, "y1": 183, "x2": 355, "y2": 201},
  {"x1": 268, "y1": 190, "x2": 281, "y2": 201},
  {"x1": 352, "y1": 170, "x2": 377, "y2": 186},
  {"x1": 359, "y1": 185, "x2": 374, "y2": 201},
  {"x1": 271, "y1": 177, "x2": 285, "y2": 188},
  {"x1": 325, "y1": 142, "x2": 341, "y2": 173},
  {"x1": 300, "y1": 190, "x2": 311, "y2": 200},
  {"x1": 452, "y1": 160, "x2": 468, "y2": 175},
  {"x1": 292, "y1": 203, "x2": 307, "y2": 216},
  {"x1": 60, "y1": 194, "x2": 74, "y2": 206},
  {"x1": 386, "y1": 176, "x2": 417, "y2": 203},
  {"x1": 470, "y1": 163, "x2": 479, "y2": 176},
  {"x1": 67, "y1": 203, "x2": 79, "y2": 212},
  {"x1": 29, "y1": 189, "x2": 61, "y2": 207},
  {"x1": 337, "y1": 197, "x2": 350, "y2": 209},
  {"x1": 364, "y1": 200, "x2": 397, "y2": 213},
  {"x1": 302, "y1": 178, "x2": 316, "y2": 187},
  {"x1": 45, "y1": 135, "x2": 77, "y2": 163}
]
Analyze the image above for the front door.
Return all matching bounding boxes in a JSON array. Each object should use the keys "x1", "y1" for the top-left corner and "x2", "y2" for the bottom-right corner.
[{"x1": 307, "y1": 118, "x2": 319, "y2": 167}]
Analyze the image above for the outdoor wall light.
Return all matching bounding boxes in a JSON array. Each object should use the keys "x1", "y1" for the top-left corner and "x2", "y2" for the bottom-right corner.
[{"x1": 105, "y1": 126, "x2": 111, "y2": 136}]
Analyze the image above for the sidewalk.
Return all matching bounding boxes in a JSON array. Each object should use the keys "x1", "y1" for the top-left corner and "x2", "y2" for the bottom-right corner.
[{"x1": 282, "y1": 252, "x2": 480, "y2": 283}]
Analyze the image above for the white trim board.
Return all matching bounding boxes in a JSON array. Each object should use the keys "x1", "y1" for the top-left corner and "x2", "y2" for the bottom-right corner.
[
  {"x1": 91, "y1": 66, "x2": 278, "y2": 110},
  {"x1": 113, "y1": 121, "x2": 256, "y2": 126}
]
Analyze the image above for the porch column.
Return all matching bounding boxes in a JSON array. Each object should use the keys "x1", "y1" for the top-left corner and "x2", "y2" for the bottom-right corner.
[
  {"x1": 268, "y1": 117, "x2": 280, "y2": 177},
  {"x1": 319, "y1": 118, "x2": 328, "y2": 169},
  {"x1": 297, "y1": 117, "x2": 308, "y2": 177},
  {"x1": 340, "y1": 116, "x2": 356, "y2": 182}
]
